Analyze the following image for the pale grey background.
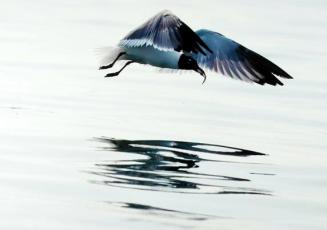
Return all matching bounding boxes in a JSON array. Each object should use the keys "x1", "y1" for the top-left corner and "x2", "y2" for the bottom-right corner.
[{"x1": 0, "y1": 0, "x2": 326, "y2": 229}]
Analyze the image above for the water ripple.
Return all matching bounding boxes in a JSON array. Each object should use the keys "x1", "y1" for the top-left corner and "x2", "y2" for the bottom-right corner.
[
  {"x1": 106, "y1": 201, "x2": 223, "y2": 221},
  {"x1": 90, "y1": 138, "x2": 273, "y2": 195}
]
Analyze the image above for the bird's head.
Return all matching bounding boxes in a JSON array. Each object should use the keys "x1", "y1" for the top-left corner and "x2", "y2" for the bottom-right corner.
[{"x1": 178, "y1": 54, "x2": 206, "y2": 84}]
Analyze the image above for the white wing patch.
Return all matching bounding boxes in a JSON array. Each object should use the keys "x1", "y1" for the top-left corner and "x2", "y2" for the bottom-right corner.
[{"x1": 119, "y1": 38, "x2": 173, "y2": 52}]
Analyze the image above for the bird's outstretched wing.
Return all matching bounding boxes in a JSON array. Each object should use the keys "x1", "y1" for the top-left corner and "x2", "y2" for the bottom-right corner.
[
  {"x1": 191, "y1": 29, "x2": 293, "y2": 86},
  {"x1": 119, "y1": 10, "x2": 212, "y2": 55}
]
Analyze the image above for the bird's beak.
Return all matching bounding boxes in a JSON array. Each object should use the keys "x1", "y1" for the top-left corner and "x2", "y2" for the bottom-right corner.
[{"x1": 195, "y1": 67, "x2": 207, "y2": 84}]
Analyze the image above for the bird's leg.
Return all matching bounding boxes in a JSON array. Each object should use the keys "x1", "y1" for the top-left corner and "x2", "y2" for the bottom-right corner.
[
  {"x1": 105, "y1": 61, "x2": 134, "y2": 78},
  {"x1": 99, "y1": 52, "x2": 126, "y2": 70}
]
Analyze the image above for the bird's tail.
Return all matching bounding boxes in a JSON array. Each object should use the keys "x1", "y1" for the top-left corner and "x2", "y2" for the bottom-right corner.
[{"x1": 95, "y1": 46, "x2": 124, "y2": 68}]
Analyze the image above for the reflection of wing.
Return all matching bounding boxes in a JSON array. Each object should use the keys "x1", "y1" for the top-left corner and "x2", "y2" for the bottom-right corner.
[
  {"x1": 119, "y1": 10, "x2": 212, "y2": 55},
  {"x1": 93, "y1": 138, "x2": 271, "y2": 195},
  {"x1": 192, "y1": 29, "x2": 293, "y2": 86}
]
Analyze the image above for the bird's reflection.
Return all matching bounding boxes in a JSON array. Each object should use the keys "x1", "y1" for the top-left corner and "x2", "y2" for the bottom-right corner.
[
  {"x1": 91, "y1": 138, "x2": 272, "y2": 195},
  {"x1": 106, "y1": 201, "x2": 222, "y2": 221}
]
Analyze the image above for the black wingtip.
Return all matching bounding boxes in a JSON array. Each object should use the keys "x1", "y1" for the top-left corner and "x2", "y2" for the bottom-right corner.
[
  {"x1": 238, "y1": 46, "x2": 293, "y2": 86},
  {"x1": 257, "y1": 78, "x2": 284, "y2": 86}
]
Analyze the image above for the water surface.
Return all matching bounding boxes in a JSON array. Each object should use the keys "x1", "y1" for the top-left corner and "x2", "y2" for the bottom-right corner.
[{"x1": 0, "y1": 0, "x2": 326, "y2": 230}]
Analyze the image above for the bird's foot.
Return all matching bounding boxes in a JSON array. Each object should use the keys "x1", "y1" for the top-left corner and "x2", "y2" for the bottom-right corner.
[
  {"x1": 105, "y1": 72, "x2": 119, "y2": 78},
  {"x1": 99, "y1": 64, "x2": 113, "y2": 70}
]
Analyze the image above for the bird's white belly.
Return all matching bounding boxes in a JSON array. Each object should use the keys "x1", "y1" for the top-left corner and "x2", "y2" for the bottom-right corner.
[{"x1": 122, "y1": 46, "x2": 181, "y2": 69}]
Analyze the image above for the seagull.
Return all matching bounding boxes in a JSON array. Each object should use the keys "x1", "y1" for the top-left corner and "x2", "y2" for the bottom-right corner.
[{"x1": 99, "y1": 10, "x2": 293, "y2": 85}]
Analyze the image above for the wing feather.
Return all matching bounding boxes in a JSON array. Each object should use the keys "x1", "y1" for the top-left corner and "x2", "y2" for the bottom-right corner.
[
  {"x1": 119, "y1": 10, "x2": 212, "y2": 55},
  {"x1": 192, "y1": 29, "x2": 293, "y2": 86}
]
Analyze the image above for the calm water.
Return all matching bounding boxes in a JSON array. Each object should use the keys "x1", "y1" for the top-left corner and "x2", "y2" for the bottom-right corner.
[{"x1": 0, "y1": 0, "x2": 326, "y2": 229}]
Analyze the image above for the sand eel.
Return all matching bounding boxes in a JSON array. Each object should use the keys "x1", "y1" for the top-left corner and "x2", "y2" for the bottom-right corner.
[{"x1": 99, "y1": 10, "x2": 292, "y2": 85}]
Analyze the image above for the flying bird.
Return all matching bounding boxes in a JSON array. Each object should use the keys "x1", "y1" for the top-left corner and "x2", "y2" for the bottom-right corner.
[{"x1": 99, "y1": 10, "x2": 292, "y2": 85}]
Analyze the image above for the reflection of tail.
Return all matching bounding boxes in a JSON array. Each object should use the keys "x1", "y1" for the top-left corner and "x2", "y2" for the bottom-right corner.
[{"x1": 96, "y1": 46, "x2": 124, "y2": 67}]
